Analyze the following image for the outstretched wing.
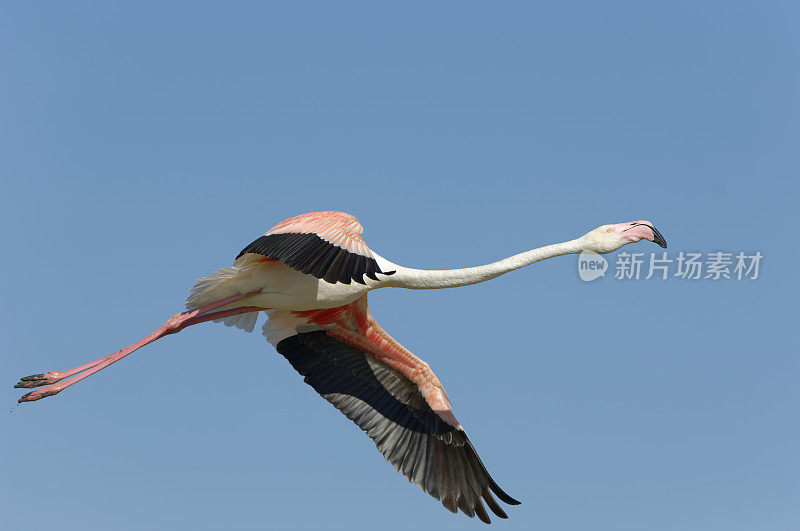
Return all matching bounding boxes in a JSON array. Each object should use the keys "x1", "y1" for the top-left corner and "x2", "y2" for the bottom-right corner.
[
  {"x1": 264, "y1": 296, "x2": 520, "y2": 523},
  {"x1": 236, "y1": 211, "x2": 393, "y2": 285}
]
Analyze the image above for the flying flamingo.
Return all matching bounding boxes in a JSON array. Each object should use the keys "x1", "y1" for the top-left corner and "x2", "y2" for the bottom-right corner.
[{"x1": 15, "y1": 211, "x2": 667, "y2": 523}]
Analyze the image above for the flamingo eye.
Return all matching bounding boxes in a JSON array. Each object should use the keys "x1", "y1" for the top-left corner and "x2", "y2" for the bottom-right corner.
[{"x1": 606, "y1": 228, "x2": 614, "y2": 233}]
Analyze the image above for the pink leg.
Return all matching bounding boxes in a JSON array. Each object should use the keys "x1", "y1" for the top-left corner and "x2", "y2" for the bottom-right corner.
[{"x1": 15, "y1": 291, "x2": 266, "y2": 403}]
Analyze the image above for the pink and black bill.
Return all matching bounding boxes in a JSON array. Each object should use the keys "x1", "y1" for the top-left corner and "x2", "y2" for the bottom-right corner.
[
  {"x1": 633, "y1": 222, "x2": 668, "y2": 248},
  {"x1": 237, "y1": 233, "x2": 394, "y2": 285},
  {"x1": 276, "y1": 330, "x2": 520, "y2": 523}
]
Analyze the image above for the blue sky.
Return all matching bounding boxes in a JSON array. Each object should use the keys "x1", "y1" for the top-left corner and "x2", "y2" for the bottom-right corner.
[{"x1": 1, "y1": 2, "x2": 797, "y2": 530}]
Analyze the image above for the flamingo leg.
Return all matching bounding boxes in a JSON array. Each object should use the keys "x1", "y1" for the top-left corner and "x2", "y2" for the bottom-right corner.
[{"x1": 15, "y1": 291, "x2": 266, "y2": 403}]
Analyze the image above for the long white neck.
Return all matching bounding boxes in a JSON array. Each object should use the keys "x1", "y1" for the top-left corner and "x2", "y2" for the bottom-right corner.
[{"x1": 373, "y1": 238, "x2": 586, "y2": 290}]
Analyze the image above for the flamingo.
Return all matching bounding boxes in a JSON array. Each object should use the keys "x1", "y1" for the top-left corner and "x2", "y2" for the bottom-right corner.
[{"x1": 15, "y1": 210, "x2": 667, "y2": 523}]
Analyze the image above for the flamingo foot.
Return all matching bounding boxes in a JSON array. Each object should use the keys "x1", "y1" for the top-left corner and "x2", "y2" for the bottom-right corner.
[
  {"x1": 14, "y1": 373, "x2": 66, "y2": 389},
  {"x1": 18, "y1": 383, "x2": 64, "y2": 403}
]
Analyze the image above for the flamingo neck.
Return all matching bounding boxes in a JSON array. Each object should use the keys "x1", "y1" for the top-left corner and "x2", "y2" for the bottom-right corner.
[{"x1": 375, "y1": 238, "x2": 586, "y2": 290}]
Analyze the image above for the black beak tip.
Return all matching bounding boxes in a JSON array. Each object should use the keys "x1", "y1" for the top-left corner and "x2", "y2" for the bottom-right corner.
[{"x1": 649, "y1": 225, "x2": 668, "y2": 248}]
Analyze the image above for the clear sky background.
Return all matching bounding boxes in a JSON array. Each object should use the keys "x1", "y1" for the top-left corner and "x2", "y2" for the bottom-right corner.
[{"x1": 1, "y1": 2, "x2": 797, "y2": 530}]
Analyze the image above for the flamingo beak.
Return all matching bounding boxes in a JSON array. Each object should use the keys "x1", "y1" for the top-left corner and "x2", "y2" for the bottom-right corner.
[{"x1": 634, "y1": 222, "x2": 668, "y2": 248}]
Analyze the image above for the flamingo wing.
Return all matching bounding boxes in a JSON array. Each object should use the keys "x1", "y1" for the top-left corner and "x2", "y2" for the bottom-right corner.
[
  {"x1": 264, "y1": 296, "x2": 520, "y2": 523},
  {"x1": 236, "y1": 211, "x2": 393, "y2": 285}
]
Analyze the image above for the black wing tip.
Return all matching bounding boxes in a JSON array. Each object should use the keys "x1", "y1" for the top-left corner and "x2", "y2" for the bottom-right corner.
[
  {"x1": 482, "y1": 490, "x2": 508, "y2": 520},
  {"x1": 474, "y1": 498, "x2": 492, "y2": 524},
  {"x1": 488, "y1": 475, "x2": 521, "y2": 506},
  {"x1": 441, "y1": 494, "x2": 458, "y2": 514},
  {"x1": 238, "y1": 232, "x2": 381, "y2": 285},
  {"x1": 492, "y1": 487, "x2": 521, "y2": 506},
  {"x1": 463, "y1": 435, "x2": 522, "y2": 508}
]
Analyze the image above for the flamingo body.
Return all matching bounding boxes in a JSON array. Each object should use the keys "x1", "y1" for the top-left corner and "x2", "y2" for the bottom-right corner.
[{"x1": 16, "y1": 210, "x2": 668, "y2": 524}]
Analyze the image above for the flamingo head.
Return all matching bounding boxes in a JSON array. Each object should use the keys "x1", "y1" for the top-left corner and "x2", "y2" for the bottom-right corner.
[{"x1": 580, "y1": 220, "x2": 667, "y2": 254}]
